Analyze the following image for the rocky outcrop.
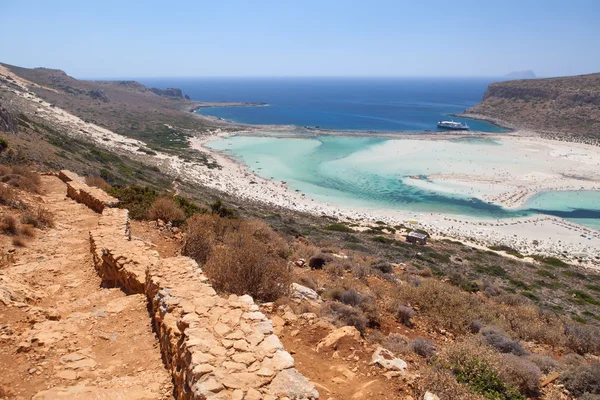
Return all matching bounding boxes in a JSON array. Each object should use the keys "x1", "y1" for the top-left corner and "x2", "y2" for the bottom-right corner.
[
  {"x1": 465, "y1": 72, "x2": 600, "y2": 139},
  {"x1": 58, "y1": 170, "x2": 119, "y2": 213},
  {"x1": 0, "y1": 105, "x2": 17, "y2": 133},
  {"x1": 87, "y1": 89, "x2": 109, "y2": 102},
  {"x1": 150, "y1": 87, "x2": 185, "y2": 98},
  {"x1": 60, "y1": 170, "x2": 318, "y2": 400}
]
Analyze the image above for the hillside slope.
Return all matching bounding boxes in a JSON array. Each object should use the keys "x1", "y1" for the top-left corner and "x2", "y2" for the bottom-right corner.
[{"x1": 463, "y1": 73, "x2": 600, "y2": 140}]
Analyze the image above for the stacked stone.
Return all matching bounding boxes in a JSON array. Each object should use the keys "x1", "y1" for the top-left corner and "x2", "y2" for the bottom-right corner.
[
  {"x1": 58, "y1": 170, "x2": 119, "y2": 213},
  {"x1": 68, "y1": 167, "x2": 320, "y2": 400},
  {"x1": 147, "y1": 257, "x2": 319, "y2": 400}
]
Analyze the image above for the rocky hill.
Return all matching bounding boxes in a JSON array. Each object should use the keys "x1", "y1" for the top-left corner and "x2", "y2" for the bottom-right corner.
[{"x1": 463, "y1": 73, "x2": 600, "y2": 140}]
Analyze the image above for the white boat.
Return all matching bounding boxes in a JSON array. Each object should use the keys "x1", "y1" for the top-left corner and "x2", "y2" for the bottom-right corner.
[{"x1": 437, "y1": 119, "x2": 469, "y2": 130}]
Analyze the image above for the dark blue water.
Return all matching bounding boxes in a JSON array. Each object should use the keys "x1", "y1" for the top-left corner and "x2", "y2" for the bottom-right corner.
[{"x1": 137, "y1": 77, "x2": 508, "y2": 132}]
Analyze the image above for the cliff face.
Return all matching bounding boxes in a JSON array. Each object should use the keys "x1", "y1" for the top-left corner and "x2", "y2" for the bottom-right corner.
[{"x1": 465, "y1": 73, "x2": 600, "y2": 139}]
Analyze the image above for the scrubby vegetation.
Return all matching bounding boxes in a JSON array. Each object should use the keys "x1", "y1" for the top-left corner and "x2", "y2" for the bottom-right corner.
[
  {"x1": 183, "y1": 214, "x2": 290, "y2": 301},
  {"x1": 147, "y1": 197, "x2": 186, "y2": 224}
]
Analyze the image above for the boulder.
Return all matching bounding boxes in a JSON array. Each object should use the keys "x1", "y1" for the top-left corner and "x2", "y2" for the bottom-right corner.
[
  {"x1": 316, "y1": 326, "x2": 361, "y2": 352},
  {"x1": 290, "y1": 283, "x2": 319, "y2": 301},
  {"x1": 371, "y1": 346, "x2": 407, "y2": 372}
]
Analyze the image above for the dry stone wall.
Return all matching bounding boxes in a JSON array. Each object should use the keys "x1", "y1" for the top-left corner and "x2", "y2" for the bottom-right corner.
[
  {"x1": 63, "y1": 171, "x2": 318, "y2": 400},
  {"x1": 58, "y1": 170, "x2": 119, "y2": 213}
]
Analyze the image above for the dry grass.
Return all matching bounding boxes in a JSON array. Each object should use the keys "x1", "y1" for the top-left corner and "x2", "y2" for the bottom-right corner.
[
  {"x1": 19, "y1": 224, "x2": 35, "y2": 238},
  {"x1": 20, "y1": 207, "x2": 54, "y2": 229},
  {"x1": 0, "y1": 165, "x2": 40, "y2": 193},
  {"x1": 12, "y1": 236, "x2": 26, "y2": 247},
  {"x1": 85, "y1": 176, "x2": 111, "y2": 190},
  {"x1": 147, "y1": 197, "x2": 186, "y2": 224},
  {"x1": 184, "y1": 215, "x2": 291, "y2": 302},
  {"x1": 0, "y1": 215, "x2": 18, "y2": 235},
  {"x1": 0, "y1": 184, "x2": 16, "y2": 205}
]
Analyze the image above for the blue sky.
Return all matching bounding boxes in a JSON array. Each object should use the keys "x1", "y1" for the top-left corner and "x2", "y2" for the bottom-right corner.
[{"x1": 1, "y1": 0, "x2": 599, "y2": 78}]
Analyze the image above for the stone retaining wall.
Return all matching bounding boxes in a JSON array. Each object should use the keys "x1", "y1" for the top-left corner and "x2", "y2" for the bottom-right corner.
[
  {"x1": 58, "y1": 170, "x2": 119, "y2": 213},
  {"x1": 62, "y1": 171, "x2": 318, "y2": 400}
]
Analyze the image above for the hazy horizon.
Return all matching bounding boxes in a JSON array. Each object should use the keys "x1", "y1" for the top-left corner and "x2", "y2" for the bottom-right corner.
[{"x1": 1, "y1": 0, "x2": 599, "y2": 78}]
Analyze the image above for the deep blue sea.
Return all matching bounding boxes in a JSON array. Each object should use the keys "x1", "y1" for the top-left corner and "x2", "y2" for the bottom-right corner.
[{"x1": 137, "y1": 77, "x2": 507, "y2": 132}]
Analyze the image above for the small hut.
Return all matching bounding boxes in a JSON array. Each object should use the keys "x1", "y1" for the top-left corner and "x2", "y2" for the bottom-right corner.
[{"x1": 406, "y1": 231, "x2": 427, "y2": 245}]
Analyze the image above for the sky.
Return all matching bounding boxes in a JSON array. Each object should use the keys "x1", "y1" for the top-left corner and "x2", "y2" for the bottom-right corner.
[{"x1": 1, "y1": 0, "x2": 599, "y2": 78}]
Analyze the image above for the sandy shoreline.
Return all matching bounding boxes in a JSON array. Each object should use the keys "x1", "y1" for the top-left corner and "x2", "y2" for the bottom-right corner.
[{"x1": 190, "y1": 133, "x2": 600, "y2": 267}]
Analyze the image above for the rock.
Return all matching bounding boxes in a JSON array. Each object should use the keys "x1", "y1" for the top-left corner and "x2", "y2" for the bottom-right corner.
[
  {"x1": 424, "y1": 391, "x2": 440, "y2": 400},
  {"x1": 316, "y1": 326, "x2": 361, "y2": 352},
  {"x1": 371, "y1": 347, "x2": 407, "y2": 372},
  {"x1": 294, "y1": 258, "x2": 306, "y2": 267},
  {"x1": 290, "y1": 283, "x2": 319, "y2": 301},
  {"x1": 541, "y1": 371, "x2": 560, "y2": 387},
  {"x1": 267, "y1": 368, "x2": 319, "y2": 399}
]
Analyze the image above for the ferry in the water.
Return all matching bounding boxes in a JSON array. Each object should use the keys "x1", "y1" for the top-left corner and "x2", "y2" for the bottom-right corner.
[{"x1": 437, "y1": 119, "x2": 470, "y2": 131}]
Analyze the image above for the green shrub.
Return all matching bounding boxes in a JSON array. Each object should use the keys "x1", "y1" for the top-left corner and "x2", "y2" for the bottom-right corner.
[
  {"x1": 0, "y1": 137, "x2": 8, "y2": 153},
  {"x1": 210, "y1": 199, "x2": 237, "y2": 218},
  {"x1": 324, "y1": 223, "x2": 353, "y2": 233},
  {"x1": 107, "y1": 185, "x2": 158, "y2": 220}
]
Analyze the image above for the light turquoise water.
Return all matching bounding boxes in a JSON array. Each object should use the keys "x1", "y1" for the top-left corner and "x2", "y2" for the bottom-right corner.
[{"x1": 207, "y1": 135, "x2": 600, "y2": 228}]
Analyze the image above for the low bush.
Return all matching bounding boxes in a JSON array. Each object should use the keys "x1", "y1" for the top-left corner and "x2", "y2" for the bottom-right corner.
[
  {"x1": 210, "y1": 199, "x2": 237, "y2": 218},
  {"x1": 320, "y1": 301, "x2": 367, "y2": 334},
  {"x1": 324, "y1": 223, "x2": 353, "y2": 233},
  {"x1": 371, "y1": 260, "x2": 393, "y2": 274},
  {"x1": 309, "y1": 253, "x2": 333, "y2": 270},
  {"x1": 481, "y1": 326, "x2": 527, "y2": 356},
  {"x1": 396, "y1": 305, "x2": 415, "y2": 327},
  {"x1": 560, "y1": 361, "x2": 600, "y2": 396},
  {"x1": 85, "y1": 176, "x2": 111, "y2": 190},
  {"x1": 383, "y1": 333, "x2": 409, "y2": 354},
  {"x1": 0, "y1": 166, "x2": 41, "y2": 193},
  {"x1": 12, "y1": 236, "x2": 26, "y2": 247},
  {"x1": 19, "y1": 224, "x2": 35, "y2": 238},
  {"x1": 527, "y1": 354, "x2": 558, "y2": 374},
  {"x1": 202, "y1": 219, "x2": 290, "y2": 302},
  {"x1": 20, "y1": 207, "x2": 54, "y2": 229},
  {"x1": 340, "y1": 289, "x2": 362, "y2": 307},
  {"x1": 441, "y1": 340, "x2": 525, "y2": 400},
  {"x1": 0, "y1": 184, "x2": 16, "y2": 205},
  {"x1": 416, "y1": 367, "x2": 485, "y2": 400},
  {"x1": 147, "y1": 197, "x2": 186, "y2": 224},
  {"x1": 498, "y1": 354, "x2": 541, "y2": 396},
  {"x1": 564, "y1": 323, "x2": 600, "y2": 355},
  {"x1": 352, "y1": 264, "x2": 371, "y2": 280},
  {"x1": 297, "y1": 275, "x2": 318, "y2": 292},
  {"x1": 0, "y1": 215, "x2": 18, "y2": 235},
  {"x1": 410, "y1": 337, "x2": 436, "y2": 358},
  {"x1": 107, "y1": 185, "x2": 158, "y2": 220}
]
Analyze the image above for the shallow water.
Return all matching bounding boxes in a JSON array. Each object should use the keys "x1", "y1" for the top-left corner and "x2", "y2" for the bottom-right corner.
[{"x1": 207, "y1": 135, "x2": 600, "y2": 228}]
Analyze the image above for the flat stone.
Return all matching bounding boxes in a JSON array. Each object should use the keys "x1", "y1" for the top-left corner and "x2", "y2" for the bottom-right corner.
[
  {"x1": 232, "y1": 352, "x2": 256, "y2": 366},
  {"x1": 259, "y1": 335, "x2": 284, "y2": 355},
  {"x1": 266, "y1": 368, "x2": 319, "y2": 399},
  {"x1": 214, "y1": 323, "x2": 232, "y2": 337},
  {"x1": 290, "y1": 283, "x2": 319, "y2": 300},
  {"x1": 262, "y1": 350, "x2": 295, "y2": 371},
  {"x1": 371, "y1": 346, "x2": 407, "y2": 372},
  {"x1": 242, "y1": 311, "x2": 266, "y2": 321}
]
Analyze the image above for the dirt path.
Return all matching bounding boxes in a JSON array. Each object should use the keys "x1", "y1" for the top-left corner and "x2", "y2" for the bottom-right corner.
[{"x1": 0, "y1": 176, "x2": 173, "y2": 399}]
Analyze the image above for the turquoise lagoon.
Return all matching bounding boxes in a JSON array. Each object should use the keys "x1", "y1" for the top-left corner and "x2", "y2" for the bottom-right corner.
[{"x1": 207, "y1": 135, "x2": 600, "y2": 228}]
